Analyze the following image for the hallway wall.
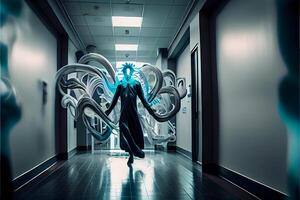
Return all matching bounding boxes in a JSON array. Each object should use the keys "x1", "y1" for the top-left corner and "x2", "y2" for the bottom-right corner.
[
  {"x1": 190, "y1": 13, "x2": 202, "y2": 162},
  {"x1": 216, "y1": 0, "x2": 287, "y2": 193},
  {"x1": 67, "y1": 39, "x2": 78, "y2": 152},
  {"x1": 176, "y1": 43, "x2": 192, "y2": 152},
  {"x1": 8, "y1": 2, "x2": 57, "y2": 179},
  {"x1": 155, "y1": 50, "x2": 169, "y2": 145}
]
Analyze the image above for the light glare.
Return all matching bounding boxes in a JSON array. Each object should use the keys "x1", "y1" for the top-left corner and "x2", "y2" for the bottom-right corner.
[
  {"x1": 115, "y1": 44, "x2": 138, "y2": 51},
  {"x1": 112, "y1": 16, "x2": 143, "y2": 27}
]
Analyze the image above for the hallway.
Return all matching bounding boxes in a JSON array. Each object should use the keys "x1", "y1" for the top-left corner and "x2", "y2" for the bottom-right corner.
[
  {"x1": 14, "y1": 152, "x2": 256, "y2": 200},
  {"x1": 1, "y1": 0, "x2": 298, "y2": 199}
]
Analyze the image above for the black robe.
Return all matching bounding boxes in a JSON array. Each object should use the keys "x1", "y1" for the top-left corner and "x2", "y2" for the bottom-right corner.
[{"x1": 106, "y1": 81, "x2": 154, "y2": 153}]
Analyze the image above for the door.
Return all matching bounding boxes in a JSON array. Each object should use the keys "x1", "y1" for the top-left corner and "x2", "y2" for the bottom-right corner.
[{"x1": 191, "y1": 47, "x2": 200, "y2": 162}]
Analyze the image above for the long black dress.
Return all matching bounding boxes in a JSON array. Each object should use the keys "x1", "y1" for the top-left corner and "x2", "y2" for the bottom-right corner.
[{"x1": 106, "y1": 81, "x2": 154, "y2": 156}]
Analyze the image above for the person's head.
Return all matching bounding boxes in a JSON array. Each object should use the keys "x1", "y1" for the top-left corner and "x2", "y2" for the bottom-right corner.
[{"x1": 122, "y1": 63, "x2": 135, "y2": 81}]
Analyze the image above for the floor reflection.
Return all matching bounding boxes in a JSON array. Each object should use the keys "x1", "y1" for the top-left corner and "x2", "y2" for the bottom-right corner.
[{"x1": 14, "y1": 151, "x2": 257, "y2": 200}]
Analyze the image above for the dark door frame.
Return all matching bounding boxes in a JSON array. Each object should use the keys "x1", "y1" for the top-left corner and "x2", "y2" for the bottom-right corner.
[
  {"x1": 199, "y1": 0, "x2": 229, "y2": 172},
  {"x1": 191, "y1": 45, "x2": 200, "y2": 162},
  {"x1": 26, "y1": 0, "x2": 69, "y2": 159}
]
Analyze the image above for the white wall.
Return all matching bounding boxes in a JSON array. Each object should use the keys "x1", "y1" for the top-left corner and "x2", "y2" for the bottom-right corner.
[
  {"x1": 176, "y1": 44, "x2": 192, "y2": 152},
  {"x1": 216, "y1": 0, "x2": 287, "y2": 193},
  {"x1": 190, "y1": 13, "x2": 202, "y2": 162},
  {"x1": 67, "y1": 39, "x2": 77, "y2": 152},
  {"x1": 155, "y1": 51, "x2": 169, "y2": 144},
  {"x1": 6, "y1": 2, "x2": 57, "y2": 178}
]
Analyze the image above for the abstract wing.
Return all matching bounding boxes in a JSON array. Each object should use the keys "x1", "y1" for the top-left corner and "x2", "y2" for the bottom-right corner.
[
  {"x1": 56, "y1": 53, "x2": 187, "y2": 145},
  {"x1": 56, "y1": 53, "x2": 119, "y2": 142}
]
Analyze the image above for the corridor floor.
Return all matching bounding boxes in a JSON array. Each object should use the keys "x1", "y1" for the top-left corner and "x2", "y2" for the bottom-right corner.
[{"x1": 14, "y1": 151, "x2": 257, "y2": 200}]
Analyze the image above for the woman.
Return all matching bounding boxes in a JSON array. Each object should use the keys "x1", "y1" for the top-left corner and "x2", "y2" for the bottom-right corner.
[{"x1": 105, "y1": 63, "x2": 156, "y2": 165}]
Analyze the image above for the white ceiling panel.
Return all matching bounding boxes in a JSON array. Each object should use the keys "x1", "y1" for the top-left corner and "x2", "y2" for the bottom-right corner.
[
  {"x1": 137, "y1": 50, "x2": 156, "y2": 57},
  {"x1": 112, "y1": 4, "x2": 143, "y2": 17},
  {"x1": 95, "y1": 43, "x2": 115, "y2": 50},
  {"x1": 116, "y1": 56, "x2": 137, "y2": 61},
  {"x1": 97, "y1": 50, "x2": 115, "y2": 57},
  {"x1": 138, "y1": 37, "x2": 157, "y2": 45},
  {"x1": 169, "y1": 5, "x2": 187, "y2": 19},
  {"x1": 162, "y1": 18, "x2": 181, "y2": 28},
  {"x1": 142, "y1": 17, "x2": 164, "y2": 28},
  {"x1": 144, "y1": 0, "x2": 173, "y2": 5},
  {"x1": 84, "y1": 16, "x2": 112, "y2": 26},
  {"x1": 173, "y1": 0, "x2": 191, "y2": 5},
  {"x1": 138, "y1": 44, "x2": 156, "y2": 51},
  {"x1": 159, "y1": 28, "x2": 176, "y2": 37},
  {"x1": 156, "y1": 37, "x2": 172, "y2": 47},
  {"x1": 89, "y1": 26, "x2": 113, "y2": 36},
  {"x1": 75, "y1": 25, "x2": 90, "y2": 35},
  {"x1": 100, "y1": 50, "x2": 115, "y2": 55},
  {"x1": 70, "y1": 15, "x2": 87, "y2": 25},
  {"x1": 93, "y1": 36, "x2": 115, "y2": 44},
  {"x1": 113, "y1": 27, "x2": 140, "y2": 37},
  {"x1": 64, "y1": 0, "x2": 110, "y2": 2},
  {"x1": 115, "y1": 36, "x2": 139, "y2": 44},
  {"x1": 136, "y1": 57, "x2": 156, "y2": 64},
  {"x1": 116, "y1": 51, "x2": 137, "y2": 58},
  {"x1": 111, "y1": 0, "x2": 145, "y2": 3},
  {"x1": 80, "y1": 3, "x2": 111, "y2": 16},
  {"x1": 140, "y1": 27, "x2": 160, "y2": 37},
  {"x1": 81, "y1": 34, "x2": 94, "y2": 44},
  {"x1": 62, "y1": 0, "x2": 192, "y2": 65},
  {"x1": 143, "y1": 5, "x2": 170, "y2": 18},
  {"x1": 63, "y1": 2, "x2": 83, "y2": 15}
]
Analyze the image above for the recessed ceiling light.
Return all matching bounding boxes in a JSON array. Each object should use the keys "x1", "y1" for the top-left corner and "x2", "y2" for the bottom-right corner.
[
  {"x1": 115, "y1": 44, "x2": 138, "y2": 51},
  {"x1": 112, "y1": 16, "x2": 142, "y2": 27},
  {"x1": 116, "y1": 61, "x2": 147, "y2": 69}
]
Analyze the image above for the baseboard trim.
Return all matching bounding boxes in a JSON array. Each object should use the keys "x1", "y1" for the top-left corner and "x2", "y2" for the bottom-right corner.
[
  {"x1": 77, "y1": 145, "x2": 90, "y2": 151},
  {"x1": 13, "y1": 155, "x2": 58, "y2": 190},
  {"x1": 176, "y1": 146, "x2": 192, "y2": 159},
  {"x1": 167, "y1": 145, "x2": 176, "y2": 151},
  {"x1": 67, "y1": 148, "x2": 77, "y2": 159},
  {"x1": 204, "y1": 164, "x2": 288, "y2": 200}
]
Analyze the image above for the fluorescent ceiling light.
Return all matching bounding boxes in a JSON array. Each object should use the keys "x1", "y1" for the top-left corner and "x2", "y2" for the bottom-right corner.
[
  {"x1": 112, "y1": 16, "x2": 143, "y2": 27},
  {"x1": 116, "y1": 61, "x2": 147, "y2": 69},
  {"x1": 116, "y1": 61, "x2": 136, "y2": 68},
  {"x1": 115, "y1": 44, "x2": 138, "y2": 51}
]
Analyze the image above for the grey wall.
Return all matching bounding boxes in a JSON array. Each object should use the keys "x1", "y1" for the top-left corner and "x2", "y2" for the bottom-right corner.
[
  {"x1": 155, "y1": 50, "x2": 169, "y2": 143},
  {"x1": 169, "y1": 0, "x2": 204, "y2": 57},
  {"x1": 176, "y1": 43, "x2": 192, "y2": 152},
  {"x1": 216, "y1": 0, "x2": 287, "y2": 193},
  {"x1": 67, "y1": 39, "x2": 78, "y2": 152},
  {"x1": 190, "y1": 13, "x2": 202, "y2": 162},
  {"x1": 6, "y1": 2, "x2": 57, "y2": 179}
]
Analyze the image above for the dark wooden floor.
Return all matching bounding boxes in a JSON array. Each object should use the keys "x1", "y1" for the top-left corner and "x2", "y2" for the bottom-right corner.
[{"x1": 14, "y1": 151, "x2": 257, "y2": 200}]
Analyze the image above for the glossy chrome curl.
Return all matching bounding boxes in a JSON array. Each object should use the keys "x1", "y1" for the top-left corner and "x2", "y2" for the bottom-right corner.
[
  {"x1": 140, "y1": 64, "x2": 163, "y2": 102},
  {"x1": 56, "y1": 53, "x2": 186, "y2": 144},
  {"x1": 149, "y1": 86, "x2": 181, "y2": 122},
  {"x1": 76, "y1": 96, "x2": 118, "y2": 141},
  {"x1": 162, "y1": 70, "x2": 176, "y2": 87},
  {"x1": 78, "y1": 53, "x2": 116, "y2": 83}
]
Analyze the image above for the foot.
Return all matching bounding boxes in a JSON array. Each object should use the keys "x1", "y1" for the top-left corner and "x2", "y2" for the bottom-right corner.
[{"x1": 134, "y1": 150, "x2": 145, "y2": 158}]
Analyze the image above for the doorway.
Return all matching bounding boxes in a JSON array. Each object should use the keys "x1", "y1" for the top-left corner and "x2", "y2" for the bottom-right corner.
[{"x1": 191, "y1": 46, "x2": 200, "y2": 162}]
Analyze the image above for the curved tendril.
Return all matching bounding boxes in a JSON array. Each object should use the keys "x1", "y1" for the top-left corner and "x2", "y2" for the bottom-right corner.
[{"x1": 56, "y1": 53, "x2": 185, "y2": 144}]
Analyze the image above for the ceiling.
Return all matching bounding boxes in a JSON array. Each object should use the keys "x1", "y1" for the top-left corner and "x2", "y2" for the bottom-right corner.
[{"x1": 62, "y1": 0, "x2": 191, "y2": 66}]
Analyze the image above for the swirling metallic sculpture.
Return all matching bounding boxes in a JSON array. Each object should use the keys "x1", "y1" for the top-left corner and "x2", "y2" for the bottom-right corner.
[{"x1": 56, "y1": 53, "x2": 186, "y2": 164}]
